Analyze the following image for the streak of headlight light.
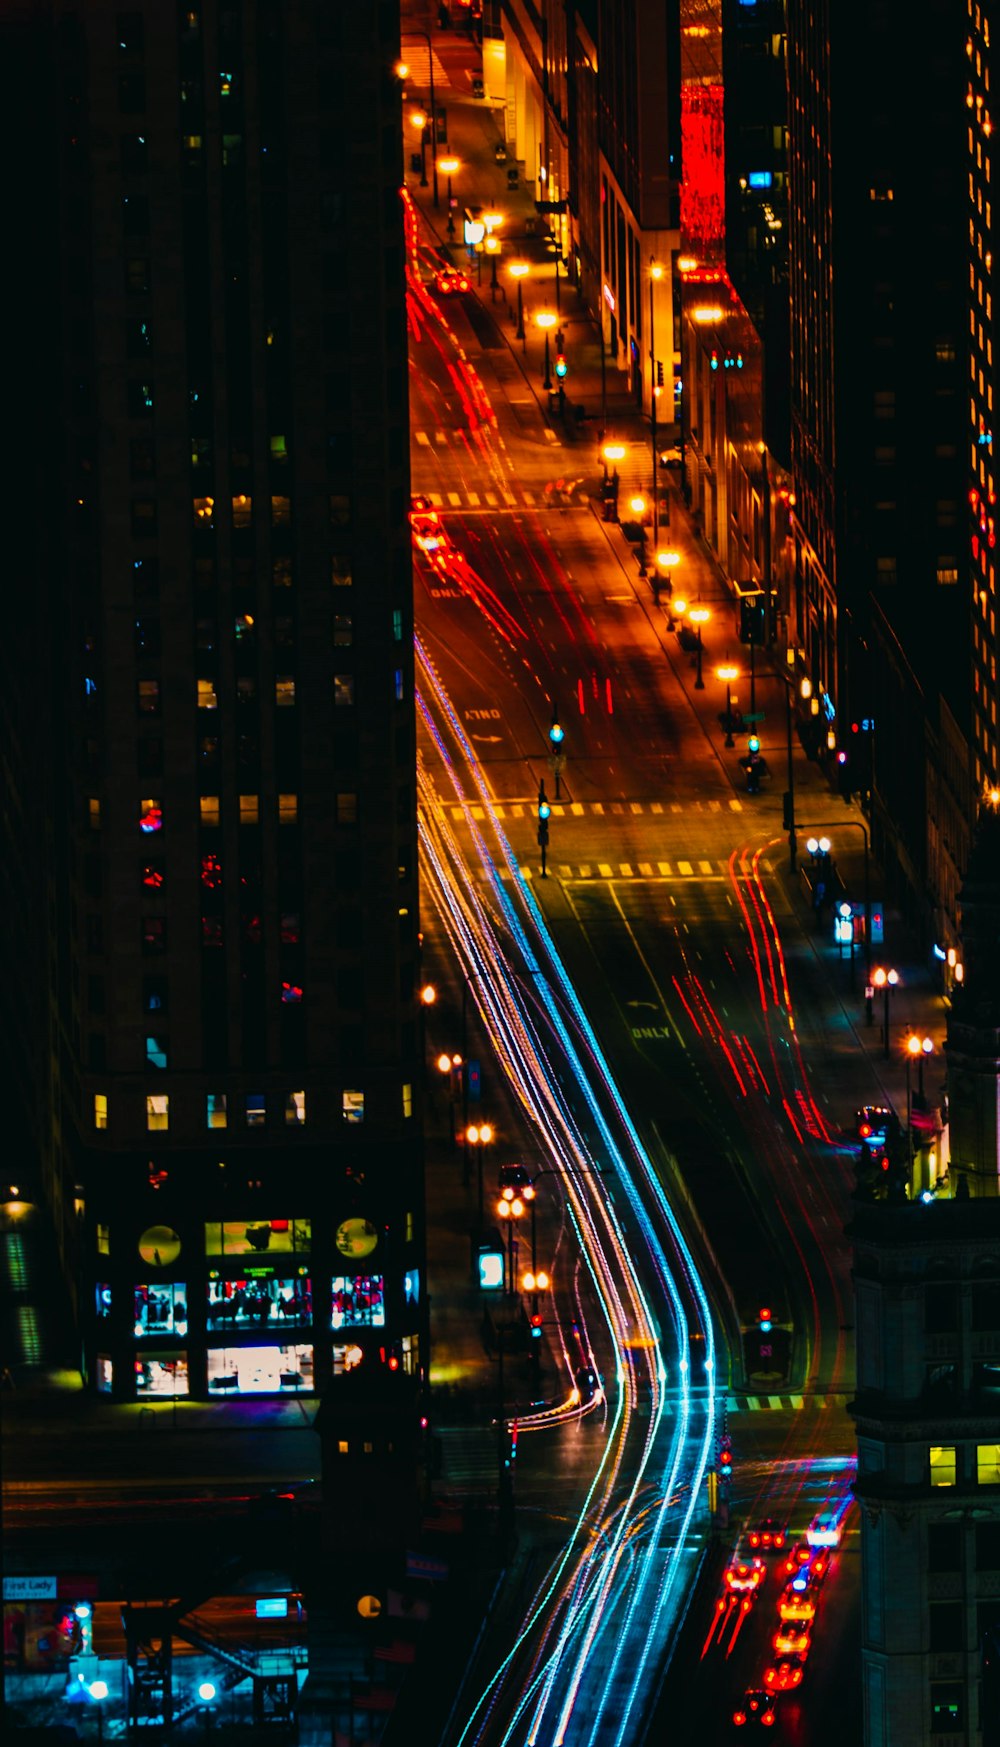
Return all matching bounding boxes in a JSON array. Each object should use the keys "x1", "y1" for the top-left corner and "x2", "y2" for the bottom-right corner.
[
  {"x1": 415, "y1": 645, "x2": 717, "y2": 1743},
  {"x1": 417, "y1": 776, "x2": 676, "y2": 1741},
  {"x1": 414, "y1": 709, "x2": 695, "y2": 1747}
]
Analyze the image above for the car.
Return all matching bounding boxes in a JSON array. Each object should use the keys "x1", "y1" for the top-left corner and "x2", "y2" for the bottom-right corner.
[
  {"x1": 574, "y1": 1366, "x2": 601, "y2": 1404},
  {"x1": 782, "y1": 1541, "x2": 813, "y2": 1574},
  {"x1": 433, "y1": 267, "x2": 471, "y2": 296},
  {"x1": 765, "y1": 1655, "x2": 806, "y2": 1693},
  {"x1": 746, "y1": 1518, "x2": 787, "y2": 1552},
  {"x1": 408, "y1": 500, "x2": 446, "y2": 554},
  {"x1": 778, "y1": 1575, "x2": 819, "y2": 1622},
  {"x1": 772, "y1": 1623, "x2": 811, "y2": 1657},
  {"x1": 658, "y1": 444, "x2": 683, "y2": 469},
  {"x1": 732, "y1": 1689, "x2": 777, "y2": 1728},
  {"x1": 807, "y1": 1510, "x2": 844, "y2": 1548},
  {"x1": 724, "y1": 1558, "x2": 765, "y2": 1595},
  {"x1": 494, "y1": 142, "x2": 507, "y2": 163},
  {"x1": 499, "y1": 1162, "x2": 535, "y2": 1199},
  {"x1": 471, "y1": 75, "x2": 485, "y2": 98}
]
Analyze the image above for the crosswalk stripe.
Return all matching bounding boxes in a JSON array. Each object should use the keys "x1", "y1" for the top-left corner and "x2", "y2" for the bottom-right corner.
[
  {"x1": 470, "y1": 805, "x2": 485, "y2": 820},
  {"x1": 435, "y1": 431, "x2": 448, "y2": 445},
  {"x1": 428, "y1": 492, "x2": 443, "y2": 507},
  {"x1": 671, "y1": 803, "x2": 683, "y2": 814},
  {"x1": 678, "y1": 859, "x2": 694, "y2": 875},
  {"x1": 559, "y1": 864, "x2": 572, "y2": 877},
  {"x1": 579, "y1": 865, "x2": 592, "y2": 878},
  {"x1": 790, "y1": 1396, "x2": 804, "y2": 1409},
  {"x1": 467, "y1": 491, "x2": 480, "y2": 506},
  {"x1": 570, "y1": 802, "x2": 584, "y2": 816},
  {"x1": 729, "y1": 798, "x2": 743, "y2": 811},
  {"x1": 598, "y1": 863, "x2": 614, "y2": 878},
  {"x1": 630, "y1": 802, "x2": 643, "y2": 815},
  {"x1": 747, "y1": 1396, "x2": 760, "y2": 1411},
  {"x1": 448, "y1": 491, "x2": 461, "y2": 507},
  {"x1": 493, "y1": 806, "x2": 505, "y2": 819},
  {"x1": 620, "y1": 863, "x2": 633, "y2": 877},
  {"x1": 698, "y1": 859, "x2": 714, "y2": 875},
  {"x1": 485, "y1": 491, "x2": 498, "y2": 506},
  {"x1": 767, "y1": 1395, "x2": 783, "y2": 1409},
  {"x1": 592, "y1": 802, "x2": 605, "y2": 815},
  {"x1": 709, "y1": 800, "x2": 721, "y2": 811},
  {"x1": 651, "y1": 802, "x2": 664, "y2": 814},
  {"x1": 511, "y1": 804, "x2": 524, "y2": 818},
  {"x1": 611, "y1": 802, "x2": 625, "y2": 815},
  {"x1": 415, "y1": 430, "x2": 430, "y2": 446},
  {"x1": 639, "y1": 862, "x2": 653, "y2": 876},
  {"x1": 523, "y1": 491, "x2": 536, "y2": 505},
  {"x1": 658, "y1": 861, "x2": 672, "y2": 876}
]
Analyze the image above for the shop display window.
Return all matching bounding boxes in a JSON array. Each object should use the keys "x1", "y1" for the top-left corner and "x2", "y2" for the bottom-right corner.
[
  {"x1": 206, "y1": 1270, "x2": 311, "y2": 1330},
  {"x1": 95, "y1": 1283, "x2": 112, "y2": 1320},
  {"x1": 134, "y1": 1282, "x2": 188, "y2": 1339},
  {"x1": 135, "y1": 1354, "x2": 189, "y2": 1396},
  {"x1": 206, "y1": 1344, "x2": 314, "y2": 1395},
  {"x1": 331, "y1": 1275, "x2": 385, "y2": 1330},
  {"x1": 204, "y1": 1217, "x2": 311, "y2": 1257}
]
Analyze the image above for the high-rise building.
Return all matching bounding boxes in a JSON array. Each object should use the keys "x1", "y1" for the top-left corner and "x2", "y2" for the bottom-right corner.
[
  {"x1": 967, "y1": 2, "x2": 998, "y2": 797},
  {"x1": 786, "y1": 3, "x2": 976, "y2": 945},
  {"x1": 3, "y1": 0, "x2": 425, "y2": 1408},
  {"x1": 850, "y1": 1196, "x2": 1000, "y2": 1747}
]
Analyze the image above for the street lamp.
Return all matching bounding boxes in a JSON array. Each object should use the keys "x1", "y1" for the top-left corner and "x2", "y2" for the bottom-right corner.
[
  {"x1": 89, "y1": 1680, "x2": 109, "y2": 1742},
  {"x1": 536, "y1": 310, "x2": 557, "y2": 391},
  {"x1": 508, "y1": 260, "x2": 529, "y2": 345},
  {"x1": 496, "y1": 1192, "x2": 526, "y2": 1293},
  {"x1": 655, "y1": 548, "x2": 680, "y2": 612},
  {"x1": 409, "y1": 108, "x2": 428, "y2": 186},
  {"x1": 485, "y1": 234, "x2": 501, "y2": 295},
  {"x1": 401, "y1": 28, "x2": 439, "y2": 207},
  {"x1": 438, "y1": 155, "x2": 460, "y2": 236},
  {"x1": 649, "y1": 260, "x2": 665, "y2": 545},
  {"x1": 905, "y1": 1034, "x2": 935, "y2": 1176},
  {"x1": 545, "y1": 233, "x2": 563, "y2": 310},
  {"x1": 466, "y1": 1120, "x2": 495, "y2": 1224},
  {"x1": 689, "y1": 604, "x2": 711, "y2": 689},
  {"x1": 872, "y1": 966, "x2": 899, "y2": 1056},
  {"x1": 717, "y1": 662, "x2": 739, "y2": 747}
]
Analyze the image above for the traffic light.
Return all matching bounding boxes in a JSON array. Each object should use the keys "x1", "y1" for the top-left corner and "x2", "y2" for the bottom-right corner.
[
  {"x1": 549, "y1": 718, "x2": 565, "y2": 749},
  {"x1": 740, "y1": 597, "x2": 765, "y2": 645},
  {"x1": 656, "y1": 360, "x2": 665, "y2": 388},
  {"x1": 555, "y1": 352, "x2": 567, "y2": 380},
  {"x1": 530, "y1": 1313, "x2": 543, "y2": 1338},
  {"x1": 718, "y1": 1433, "x2": 733, "y2": 1482},
  {"x1": 746, "y1": 735, "x2": 761, "y2": 794},
  {"x1": 758, "y1": 1306, "x2": 772, "y2": 1333}
]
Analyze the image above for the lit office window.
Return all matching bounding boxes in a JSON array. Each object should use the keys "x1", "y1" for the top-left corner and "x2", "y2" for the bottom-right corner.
[
  {"x1": 930, "y1": 1445, "x2": 958, "y2": 1486},
  {"x1": 94, "y1": 1093, "x2": 108, "y2": 1131},
  {"x1": 146, "y1": 1093, "x2": 169, "y2": 1132}
]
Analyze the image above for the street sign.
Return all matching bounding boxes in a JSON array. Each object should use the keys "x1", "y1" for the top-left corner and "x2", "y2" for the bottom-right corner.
[
  {"x1": 467, "y1": 1059, "x2": 481, "y2": 1102},
  {"x1": 742, "y1": 711, "x2": 765, "y2": 724}
]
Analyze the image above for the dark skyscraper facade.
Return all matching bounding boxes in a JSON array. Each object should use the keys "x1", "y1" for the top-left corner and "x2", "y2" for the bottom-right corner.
[{"x1": 5, "y1": 0, "x2": 424, "y2": 1406}]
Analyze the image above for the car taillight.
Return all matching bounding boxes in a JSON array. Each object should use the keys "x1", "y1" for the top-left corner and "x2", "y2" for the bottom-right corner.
[
  {"x1": 761, "y1": 1712, "x2": 775, "y2": 1727},
  {"x1": 733, "y1": 1713, "x2": 747, "y2": 1727}
]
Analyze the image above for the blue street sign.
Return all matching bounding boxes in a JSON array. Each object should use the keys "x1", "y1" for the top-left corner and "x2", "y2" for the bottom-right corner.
[{"x1": 467, "y1": 1059, "x2": 481, "y2": 1101}]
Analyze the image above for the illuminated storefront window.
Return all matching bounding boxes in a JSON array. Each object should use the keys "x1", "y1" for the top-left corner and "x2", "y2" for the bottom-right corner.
[
  {"x1": 206, "y1": 1344, "x2": 313, "y2": 1395},
  {"x1": 134, "y1": 1283, "x2": 188, "y2": 1339},
  {"x1": 203, "y1": 1218, "x2": 311, "y2": 1257},
  {"x1": 332, "y1": 1343, "x2": 364, "y2": 1375},
  {"x1": 135, "y1": 1354, "x2": 189, "y2": 1396},
  {"x1": 95, "y1": 1355, "x2": 113, "y2": 1394},
  {"x1": 331, "y1": 1276, "x2": 385, "y2": 1330},
  {"x1": 95, "y1": 1283, "x2": 112, "y2": 1319},
  {"x1": 206, "y1": 1271, "x2": 311, "y2": 1330}
]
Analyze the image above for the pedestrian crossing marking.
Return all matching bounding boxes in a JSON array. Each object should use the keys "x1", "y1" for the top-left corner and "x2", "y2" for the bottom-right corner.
[
  {"x1": 470, "y1": 805, "x2": 485, "y2": 820},
  {"x1": 524, "y1": 491, "x2": 536, "y2": 505},
  {"x1": 415, "y1": 430, "x2": 431, "y2": 446},
  {"x1": 678, "y1": 859, "x2": 694, "y2": 875},
  {"x1": 698, "y1": 859, "x2": 714, "y2": 875},
  {"x1": 502, "y1": 490, "x2": 517, "y2": 506},
  {"x1": 598, "y1": 863, "x2": 614, "y2": 878},
  {"x1": 639, "y1": 862, "x2": 654, "y2": 876},
  {"x1": 448, "y1": 491, "x2": 461, "y2": 507},
  {"x1": 630, "y1": 802, "x2": 643, "y2": 815},
  {"x1": 571, "y1": 802, "x2": 584, "y2": 816},
  {"x1": 658, "y1": 861, "x2": 672, "y2": 876},
  {"x1": 611, "y1": 802, "x2": 625, "y2": 815},
  {"x1": 592, "y1": 802, "x2": 605, "y2": 815},
  {"x1": 512, "y1": 804, "x2": 524, "y2": 818},
  {"x1": 725, "y1": 1393, "x2": 847, "y2": 1413},
  {"x1": 579, "y1": 865, "x2": 592, "y2": 878},
  {"x1": 709, "y1": 800, "x2": 721, "y2": 811},
  {"x1": 559, "y1": 864, "x2": 572, "y2": 877},
  {"x1": 671, "y1": 803, "x2": 683, "y2": 814},
  {"x1": 729, "y1": 798, "x2": 744, "y2": 811},
  {"x1": 485, "y1": 491, "x2": 498, "y2": 505},
  {"x1": 552, "y1": 804, "x2": 566, "y2": 816},
  {"x1": 428, "y1": 492, "x2": 443, "y2": 507},
  {"x1": 467, "y1": 491, "x2": 480, "y2": 506},
  {"x1": 651, "y1": 802, "x2": 664, "y2": 814},
  {"x1": 767, "y1": 1395, "x2": 783, "y2": 1409},
  {"x1": 520, "y1": 865, "x2": 532, "y2": 879},
  {"x1": 620, "y1": 863, "x2": 634, "y2": 877},
  {"x1": 435, "y1": 431, "x2": 448, "y2": 445}
]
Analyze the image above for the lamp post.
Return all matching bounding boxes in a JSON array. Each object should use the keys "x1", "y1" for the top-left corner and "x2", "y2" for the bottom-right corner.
[
  {"x1": 89, "y1": 1681, "x2": 109, "y2": 1742},
  {"x1": 717, "y1": 663, "x2": 739, "y2": 747},
  {"x1": 496, "y1": 1193, "x2": 526, "y2": 1294},
  {"x1": 466, "y1": 1120, "x2": 494, "y2": 1225},
  {"x1": 689, "y1": 604, "x2": 710, "y2": 689},
  {"x1": 546, "y1": 234, "x2": 562, "y2": 311},
  {"x1": 438, "y1": 156, "x2": 459, "y2": 237},
  {"x1": 872, "y1": 966, "x2": 899, "y2": 1056},
  {"x1": 906, "y1": 1034, "x2": 935, "y2": 1176},
  {"x1": 654, "y1": 547, "x2": 680, "y2": 610},
  {"x1": 649, "y1": 261, "x2": 664, "y2": 546},
  {"x1": 536, "y1": 310, "x2": 557, "y2": 392},
  {"x1": 780, "y1": 667, "x2": 811, "y2": 875},
  {"x1": 401, "y1": 29, "x2": 439, "y2": 208},
  {"x1": 409, "y1": 108, "x2": 429, "y2": 186},
  {"x1": 508, "y1": 260, "x2": 529, "y2": 345},
  {"x1": 803, "y1": 818, "x2": 872, "y2": 981},
  {"x1": 601, "y1": 442, "x2": 624, "y2": 523}
]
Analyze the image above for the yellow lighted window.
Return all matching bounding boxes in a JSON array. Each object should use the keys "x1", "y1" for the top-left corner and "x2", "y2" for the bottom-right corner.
[
  {"x1": 232, "y1": 493, "x2": 252, "y2": 528},
  {"x1": 930, "y1": 1444, "x2": 958, "y2": 1486},
  {"x1": 271, "y1": 495, "x2": 291, "y2": 525},
  {"x1": 405, "y1": 1210, "x2": 414, "y2": 1243},
  {"x1": 89, "y1": 797, "x2": 101, "y2": 830},
  {"x1": 239, "y1": 794, "x2": 259, "y2": 825},
  {"x1": 338, "y1": 1439, "x2": 349, "y2": 1454},
  {"x1": 278, "y1": 793, "x2": 298, "y2": 824},
  {"x1": 978, "y1": 1444, "x2": 1000, "y2": 1484},
  {"x1": 97, "y1": 1222, "x2": 110, "y2": 1256},
  {"x1": 94, "y1": 1093, "x2": 108, "y2": 1131},
  {"x1": 146, "y1": 1093, "x2": 169, "y2": 1132},
  {"x1": 275, "y1": 677, "x2": 296, "y2": 707},
  {"x1": 402, "y1": 1082, "x2": 413, "y2": 1118},
  {"x1": 285, "y1": 1091, "x2": 306, "y2": 1126},
  {"x1": 206, "y1": 1093, "x2": 227, "y2": 1130},
  {"x1": 193, "y1": 495, "x2": 214, "y2": 524},
  {"x1": 200, "y1": 795, "x2": 220, "y2": 827},
  {"x1": 197, "y1": 679, "x2": 218, "y2": 710}
]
